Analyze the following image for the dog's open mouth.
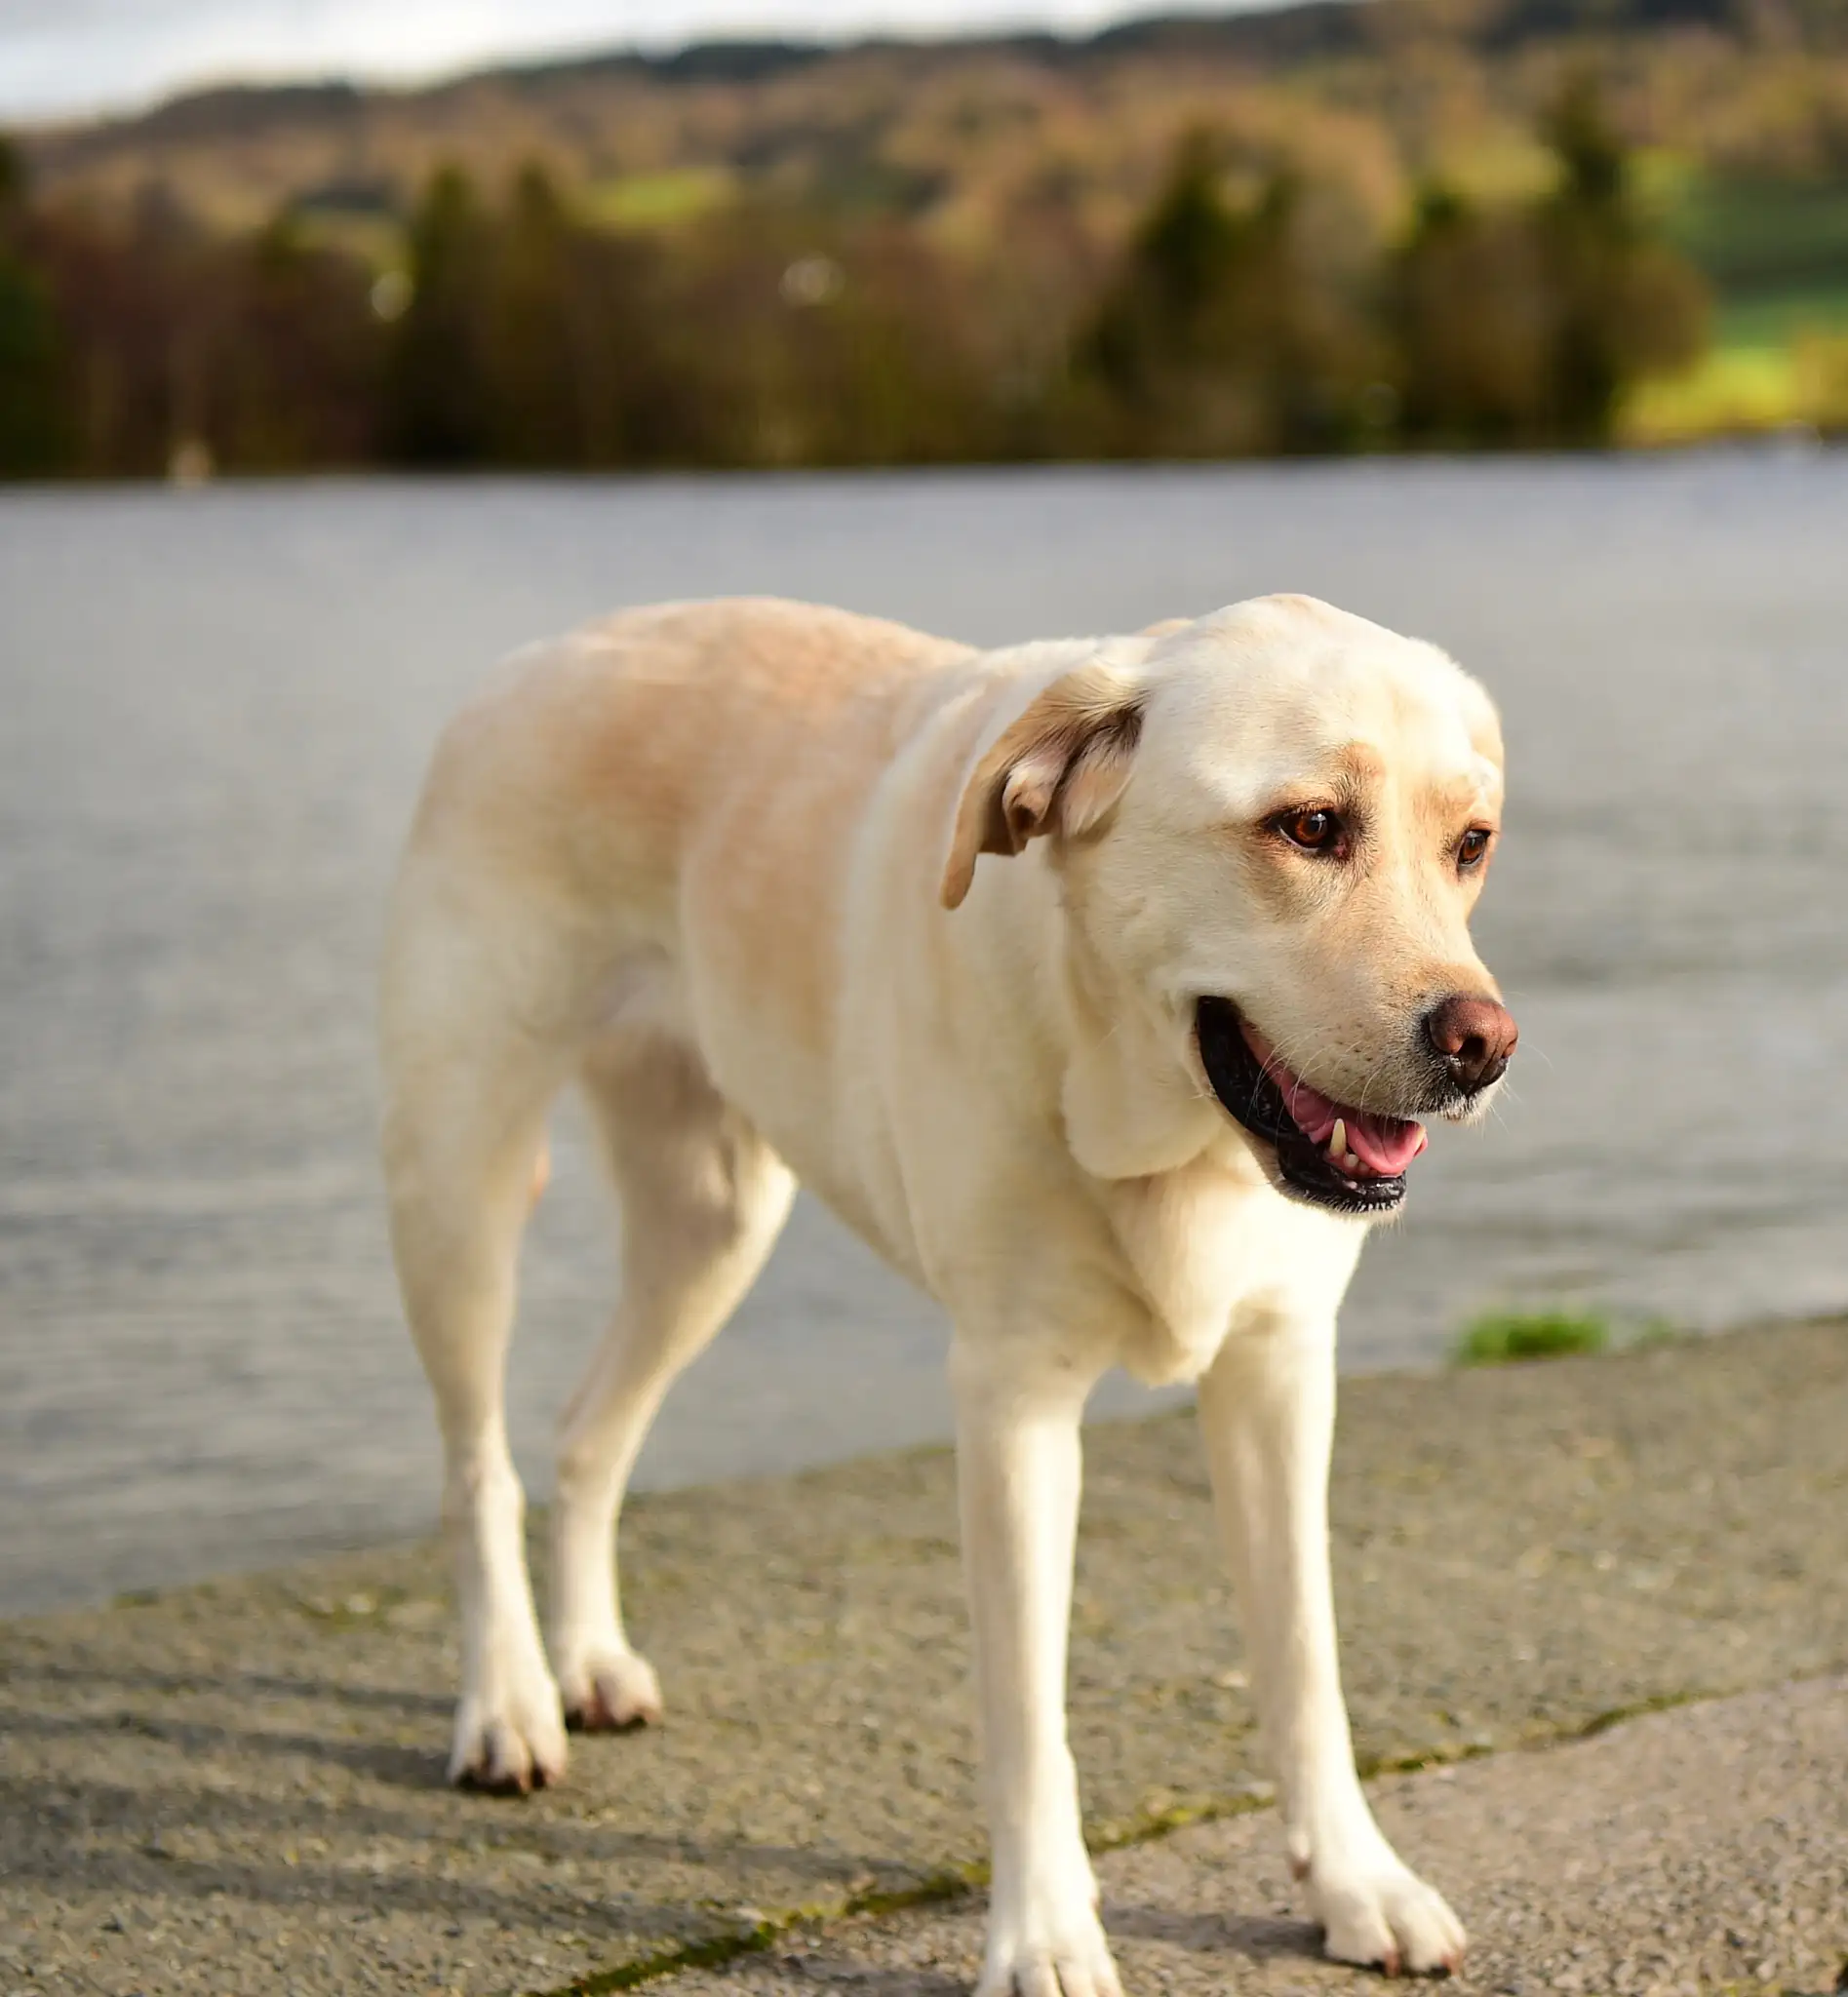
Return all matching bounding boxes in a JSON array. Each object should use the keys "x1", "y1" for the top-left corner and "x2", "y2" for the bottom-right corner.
[{"x1": 1195, "y1": 997, "x2": 1428, "y2": 1216}]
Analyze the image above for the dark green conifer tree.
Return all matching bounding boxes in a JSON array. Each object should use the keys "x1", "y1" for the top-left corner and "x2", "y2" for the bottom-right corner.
[
  {"x1": 0, "y1": 137, "x2": 69, "y2": 475},
  {"x1": 384, "y1": 166, "x2": 495, "y2": 464}
]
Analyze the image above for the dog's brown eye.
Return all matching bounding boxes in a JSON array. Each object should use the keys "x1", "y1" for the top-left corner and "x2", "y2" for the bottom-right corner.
[
  {"x1": 1457, "y1": 826, "x2": 1493, "y2": 871},
  {"x1": 1278, "y1": 808, "x2": 1344, "y2": 854}
]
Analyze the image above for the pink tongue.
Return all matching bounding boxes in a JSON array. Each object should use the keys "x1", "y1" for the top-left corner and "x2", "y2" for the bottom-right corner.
[{"x1": 1241, "y1": 1026, "x2": 1429, "y2": 1175}]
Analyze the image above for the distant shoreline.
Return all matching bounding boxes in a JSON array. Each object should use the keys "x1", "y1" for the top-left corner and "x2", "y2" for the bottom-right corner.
[{"x1": 7, "y1": 1311, "x2": 1838, "y2": 1621}]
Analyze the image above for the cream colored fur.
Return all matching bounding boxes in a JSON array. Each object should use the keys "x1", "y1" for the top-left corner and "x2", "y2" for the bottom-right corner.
[{"x1": 379, "y1": 594, "x2": 1509, "y2": 1992}]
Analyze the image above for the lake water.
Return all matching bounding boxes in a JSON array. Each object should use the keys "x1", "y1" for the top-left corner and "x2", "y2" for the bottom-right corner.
[{"x1": 4, "y1": 454, "x2": 1847, "y2": 1614}]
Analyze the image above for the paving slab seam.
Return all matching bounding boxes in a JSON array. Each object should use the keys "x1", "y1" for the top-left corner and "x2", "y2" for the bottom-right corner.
[
  {"x1": 521, "y1": 1868, "x2": 983, "y2": 1996},
  {"x1": 521, "y1": 1686, "x2": 1737, "y2": 1997},
  {"x1": 636, "y1": 1678, "x2": 1848, "y2": 1997}
]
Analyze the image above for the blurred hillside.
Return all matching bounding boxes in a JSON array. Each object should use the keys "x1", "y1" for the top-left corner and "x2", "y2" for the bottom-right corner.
[{"x1": 4, "y1": 0, "x2": 1848, "y2": 473}]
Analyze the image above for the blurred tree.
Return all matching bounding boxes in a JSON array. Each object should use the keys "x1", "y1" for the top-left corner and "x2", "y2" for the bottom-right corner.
[
  {"x1": 1080, "y1": 133, "x2": 1379, "y2": 455},
  {"x1": 29, "y1": 184, "x2": 197, "y2": 476},
  {"x1": 487, "y1": 165, "x2": 583, "y2": 465},
  {"x1": 668, "y1": 204, "x2": 1002, "y2": 467},
  {"x1": 382, "y1": 161, "x2": 688, "y2": 470},
  {"x1": 1396, "y1": 81, "x2": 1708, "y2": 445},
  {"x1": 0, "y1": 137, "x2": 69, "y2": 474},
  {"x1": 977, "y1": 177, "x2": 1107, "y2": 459},
  {"x1": 1536, "y1": 77, "x2": 1708, "y2": 443},
  {"x1": 24, "y1": 183, "x2": 382, "y2": 475},
  {"x1": 384, "y1": 166, "x2": 495, "y2": 464},
  {"x1": 215, "y1": 216, "x2": 380, "y2": 468},
  {"x1": 1082, "y1": 132, "x2": 1241, "y2": 418},
  {"x1": 1395, "y1": 183, "x2": 1552, "y2": 442},
  {"x1": 0, "y1": 89, "x2": 1713, "y2": 480}
]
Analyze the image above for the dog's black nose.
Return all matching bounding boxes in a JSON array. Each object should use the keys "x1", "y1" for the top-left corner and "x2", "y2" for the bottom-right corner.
[{"x1": 1424, "y1": 994, "x2": 1518, "y2": 1093}]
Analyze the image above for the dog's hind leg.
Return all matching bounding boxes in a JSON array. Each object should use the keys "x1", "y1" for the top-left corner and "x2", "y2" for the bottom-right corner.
[
  {"x1": 548, "y1": 1030, "x2": 795, "y2": 1732},
  {"x1": 380, "y1": 895, "x2": 579, "y2": 1794}
]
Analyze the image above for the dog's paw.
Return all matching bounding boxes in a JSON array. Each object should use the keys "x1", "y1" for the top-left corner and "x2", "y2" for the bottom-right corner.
[
  {"x1": 447, "y1": 1663, "x2": 569, "y2": 1794},
  {"x1": 977, "y1": 1896, "x2": 1123, "y2": 1997},
  {"x1": 1312, "y1": 1853, "x2": 1465, "y2": 1977},
  {"x1": 556, "y1": 1644, "x2": 664, "y2": 1733}
]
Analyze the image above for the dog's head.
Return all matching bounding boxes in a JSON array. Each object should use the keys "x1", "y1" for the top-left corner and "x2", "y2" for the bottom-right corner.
[{"x1": 941, "y1": 595, "x2": 1514, "y2": 1217}]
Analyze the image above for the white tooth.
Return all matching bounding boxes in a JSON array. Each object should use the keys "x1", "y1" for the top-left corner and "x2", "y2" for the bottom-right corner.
[
  {"x1": 1346, "y1": 1151, "x2": 1365, "y2": 1174},
  {"x1": 1329, "y1": 1117, "x2": 1347, "y2": 1163}
]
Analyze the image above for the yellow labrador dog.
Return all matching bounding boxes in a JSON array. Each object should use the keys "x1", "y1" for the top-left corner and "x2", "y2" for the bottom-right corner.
[{"x1": 380, "y1": 594, "x2": 1515, "y2": 1992}]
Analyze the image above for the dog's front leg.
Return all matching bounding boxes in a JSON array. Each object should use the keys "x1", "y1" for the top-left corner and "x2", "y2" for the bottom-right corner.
[
  {"x1": 1198, "y1": 1322, "x2": 1465, "y2": 1977},
  {"x1": 952, "y1": 1344, "x2": 1122, "y2": 1997}
]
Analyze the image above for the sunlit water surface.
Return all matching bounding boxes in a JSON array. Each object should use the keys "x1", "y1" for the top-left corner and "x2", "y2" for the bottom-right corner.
[{"x1": 4, "y1": 454, "x2": 1846, "y2": 1610}]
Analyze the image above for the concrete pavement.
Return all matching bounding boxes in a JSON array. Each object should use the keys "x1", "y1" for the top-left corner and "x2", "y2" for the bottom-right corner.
[{"x1": 3, "y1": 1319, "x2": 1844, "y2": 1995}]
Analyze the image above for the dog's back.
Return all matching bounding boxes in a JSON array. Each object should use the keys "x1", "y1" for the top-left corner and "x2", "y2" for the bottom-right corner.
[{"x1": 398, "y1": 597, "x2": 970, "y2": 935}]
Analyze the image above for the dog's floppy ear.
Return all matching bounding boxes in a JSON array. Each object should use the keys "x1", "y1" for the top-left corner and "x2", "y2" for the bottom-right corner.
[{"x1": 939, "y1": 661, "x2": 1144, "y2": 910}]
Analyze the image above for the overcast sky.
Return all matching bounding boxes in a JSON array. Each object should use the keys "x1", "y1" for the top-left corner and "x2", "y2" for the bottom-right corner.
[{"x1": 0, "y1": 0, "x2": 1237, "y2": 123}]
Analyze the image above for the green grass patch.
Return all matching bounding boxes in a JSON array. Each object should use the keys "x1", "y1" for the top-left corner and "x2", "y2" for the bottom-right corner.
[
  {"x1": 1622, "y1": 323, "x2": 1848, "y2": 442},
  {"x1": 1620, "y1": 341, "x2": 1802, "y2": 443},
  {"x1": 1713, "y1": 280, "x2": 1848, "y2": 353},
  {"x1": 1451, "y1": 1309, "x2": 1612, "y2": 1367},
  {"x1": 1653, "y1": 165, "x2": 1848, "y2": 294},
  {"x1": 584, "y1": 168, "x2": 733, "y2": 232}
]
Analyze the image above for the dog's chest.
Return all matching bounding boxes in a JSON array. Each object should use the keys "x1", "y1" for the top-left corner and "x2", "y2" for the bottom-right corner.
[{"x1": 1103, "y1": 1155, "x2": 1363, "y2": 1386}]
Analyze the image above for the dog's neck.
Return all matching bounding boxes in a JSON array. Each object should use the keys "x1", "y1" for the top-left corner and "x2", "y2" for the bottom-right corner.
[{"x1": 1054, "y1": 921, "x2": 1231, "y2": 1184}]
